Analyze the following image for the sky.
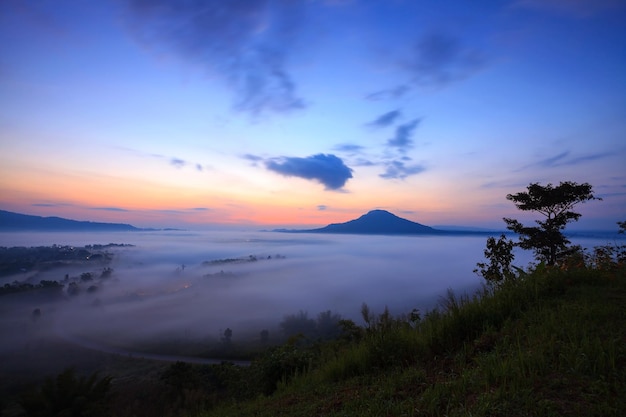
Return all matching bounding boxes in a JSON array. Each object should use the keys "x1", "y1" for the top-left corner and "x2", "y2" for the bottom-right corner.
[{"x1": 1, "y1": 0, "x2": 625, "y2": 230}]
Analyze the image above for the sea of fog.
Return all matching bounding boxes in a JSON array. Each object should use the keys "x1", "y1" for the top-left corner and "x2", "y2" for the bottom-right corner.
[{"x1": 1, "y1": 230, "x2": 621, "y2": 355}]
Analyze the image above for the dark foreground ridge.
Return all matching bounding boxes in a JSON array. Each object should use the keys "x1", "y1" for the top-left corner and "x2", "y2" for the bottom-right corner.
[
  {"x1": 275, "y1": 209, "x2": 444, "y2": 235},
  {"x1": 0, "y1": 209, "x2": 140, "y2": 232}
]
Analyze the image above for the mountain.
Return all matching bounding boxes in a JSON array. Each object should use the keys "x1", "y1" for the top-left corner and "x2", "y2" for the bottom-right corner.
[
  {"x1": 276, "y1": 209, "x2": 442, "y2": 235},
  {"x1": 0, "y1": 209, "x2": 140, "y2": 232}
]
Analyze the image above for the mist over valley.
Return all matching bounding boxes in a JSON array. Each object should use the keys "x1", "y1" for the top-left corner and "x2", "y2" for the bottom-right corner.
[{"x1": 3, "y1": 228, "x2": 611, "y2": 364}]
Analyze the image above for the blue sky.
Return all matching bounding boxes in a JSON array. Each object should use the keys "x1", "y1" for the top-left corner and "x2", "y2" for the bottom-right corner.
[{"x1": 0, "y1": 0, "x2": 624, "y2": 229}]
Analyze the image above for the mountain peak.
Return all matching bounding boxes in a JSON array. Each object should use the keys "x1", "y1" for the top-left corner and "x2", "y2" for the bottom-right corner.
[{"x1": 283, "y1": 209, "x2": 439, "y2": 235}]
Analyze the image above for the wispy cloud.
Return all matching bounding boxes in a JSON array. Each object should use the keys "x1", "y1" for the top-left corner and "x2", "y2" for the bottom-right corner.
[
  {"x1": 265, "y1": 154, "x2": 353, "y2": 190},
  {"x1": 387, "y1": 118, "x2": 421, "y2": 152},
  {"x1": 518, "y1": 150, "x2": 613, "y2": 171},
  {"x1": 333, "y1": 143, "x2": 366, "y2": 154},
  {"x1": 32, "y1": 203, "x2": 70, "y2": 208},
  {"x1": 403, "y1": 33, "x2": 487, "y2": 88},
  {"x1": 170, "y1": 158, "x2": 186, "y2": 168},
  {"x1": 379, "y1": 160, "x2": 426, "y2": 180},
  {"x1": 124, "y1": 0, "x2": 307, "y2": 116},
  {"x1": 90, "y1": 207, "x2": 130, "y2": 212},
  {"x1": 366, "y1": 110, "x2": 402, "y2": 128},
  {"x1": 365, "y1": 85, "x2": 411, "y2": 101},
  {"x1": 317, "y1": 205, "x2": 328, "y2": 211}
]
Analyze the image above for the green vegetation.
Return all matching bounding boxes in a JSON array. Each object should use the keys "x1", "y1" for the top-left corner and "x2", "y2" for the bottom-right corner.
[
  {"x1": 193, "y1": 245, "x2": 625, "y2": 417},
  {"x1": 0, "y1": 244, "x2": 126, "y2": 277},
  {"x1": 19, "y1": 368, "x2": 112, "y2": 417}
]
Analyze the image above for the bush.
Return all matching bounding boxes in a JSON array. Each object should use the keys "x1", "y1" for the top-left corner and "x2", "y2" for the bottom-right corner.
[{"x1": 20, "y1": 368, "x2": 112, "y2": 417}]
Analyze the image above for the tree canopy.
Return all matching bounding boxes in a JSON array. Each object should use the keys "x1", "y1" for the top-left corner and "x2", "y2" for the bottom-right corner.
[{"x1": 503, "y1": 181, "x2": 600, "y2": 266}]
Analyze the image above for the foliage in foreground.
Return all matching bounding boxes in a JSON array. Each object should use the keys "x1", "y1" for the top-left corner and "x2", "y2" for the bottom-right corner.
[{"x1": 19, "y1": 368, "x2": 112, "y2": 417}]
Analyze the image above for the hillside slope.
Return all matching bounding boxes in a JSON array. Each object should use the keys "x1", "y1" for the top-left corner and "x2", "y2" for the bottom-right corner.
[
  {"x1": 0, "y1": 209, "x2": 139, "y2": 231},
  {"x1": 202, "y1": 265, "x2": 626, "y2": 417},
  {"x1": 279, "y1": 209, "x2": 441, "y2": 235}
]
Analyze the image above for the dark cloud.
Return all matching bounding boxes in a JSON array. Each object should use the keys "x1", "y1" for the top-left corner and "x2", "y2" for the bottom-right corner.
[
  {"x1": 191, "y1": 207, "x2": 211, "y2": 211},
  {"x1": 317, "y1": 205, "x2": 328, "y2": 211},
  {"x1": 379, "y1": 160, "x2": 426, "y2": 180},
  {"x1": 170, "y1": 158, "x2": 186, "y2": 168},
  {"x1": 404, "y1": 33, "x2": 486, "y2": 88},
  {"x1": 195, "y1": 164, "x2": 203, "y2": 172},
  {"x1": 367, "y1": 110, "x2": 402, "y2": 128},
  {"x1": 265, "y1": 154, "x2": 353, "y2": 190},
  {"x1": 125, "y1": 0, "x2": 307, "y2": 116},
  {"x1": 387, "y1": 118, "x2": 421, "y2": 151}
]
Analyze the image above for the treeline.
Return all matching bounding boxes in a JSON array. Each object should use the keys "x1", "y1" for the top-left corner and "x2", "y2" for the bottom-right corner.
[
  {"x1": 0, "y1": 244, "x2": 118, "y2": 277},
  {"x1": 0, "y1": 268, "x2": 113, "y2": 297}
]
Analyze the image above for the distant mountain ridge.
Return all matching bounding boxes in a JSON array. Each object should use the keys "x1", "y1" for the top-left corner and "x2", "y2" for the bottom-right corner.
[
  {"x1": 0, "y1": 209, "x2": 140, "y2": 232},
  {"x1": 275, "y1": 209, "x2": 443, "y2": 235}
]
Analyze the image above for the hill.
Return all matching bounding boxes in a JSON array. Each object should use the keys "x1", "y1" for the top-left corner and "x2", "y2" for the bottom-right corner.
[
  {"x1": 200, "y1": 262, "x2": 626, "y2": 417},
  {"x1": 277, "y1": 209, "x2": 442, "y2": 235},
  {"x1": 0, "y1": 209, "x2": 140, "y2": 232}
]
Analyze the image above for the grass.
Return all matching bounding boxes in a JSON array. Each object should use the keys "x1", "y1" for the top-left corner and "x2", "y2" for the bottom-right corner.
[{"x1": 196, "y1": 262, "x2": 626, "y2": 417}]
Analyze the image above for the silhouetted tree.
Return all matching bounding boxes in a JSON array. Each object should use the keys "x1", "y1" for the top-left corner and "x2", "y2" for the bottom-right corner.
[
  {"x1": 503, "y1": 181, "x2": 600, "y2": 266},
  {"x1": 222, "y1": 328, "x2": 233, "y2": 345},
  {"x1": 260, "y1": 329, "x2": 269, "y2": 344},
  {"x1": 474, "y1": 234, "x2": 516, "y2": 285},
  {"x1": 280, "y1": 311, "x2": 316, "y2": 339},
  {"x1": 316, "y1": 310, "x2": 342, "y2": 340}
]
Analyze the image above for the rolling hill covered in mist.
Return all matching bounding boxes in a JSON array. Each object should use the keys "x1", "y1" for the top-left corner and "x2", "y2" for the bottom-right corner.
[{"x1": 0, "y1": 209, "x2": 140, "y2": 232}]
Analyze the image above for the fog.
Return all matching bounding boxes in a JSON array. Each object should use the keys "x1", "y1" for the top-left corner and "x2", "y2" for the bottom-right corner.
[{"x1": 1, "y1": 230, "x2": 602, "y2": 360}]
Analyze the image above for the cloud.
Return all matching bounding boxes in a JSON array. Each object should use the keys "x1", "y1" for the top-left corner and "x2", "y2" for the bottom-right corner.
[
  {"x1": 317, "y1": 205, "x2": 328, "y2": 211},
  {"x1": 566, "y1": 152, "x2": 614, "y2": 165},
  {"x1": 333, "y1": 143, "x2": 365, "y2": 153},
  {"x1": 353, "y1": 158, "x2": 376, "y2": 167},
  {"x1": 125, "y1": 0, "x2": 307, "y2": 116},
  {"x1": 403, "y1": 33, "x2": 486, "y2": 88},
  {"x1": 366, "y1": 85, "x2": 411, "y2": 101},
  {"x1": 265, "y1": 154, "x2": 353, "y2": 190},
  {"x1": 366, "y1": 110, "x2": 402, "y2": 128},
  {"x1": 379, "y1": 160, "x2": 426, "y2": 180},
  {"x1": 387, "y1": 118, "x2": 421, "y2": 151},
  {"x1": 32, "y1": 203, "x2": 69, "y2": 208},
  {"x1": 195, "y1": 164, "x2": 203, "y2": 172},
  {"x1": 518, "y1": 150, "x2": 614, "y2": 171},
  {"x1": 170, "y1": 158, "x2": 186, "y2": 168},
  {"x1": 537, "y1": 151, "x2": 570, "y2": 167},
  {"x1": 91, "y1": 207, "x2": 130, "y2": 212}
]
